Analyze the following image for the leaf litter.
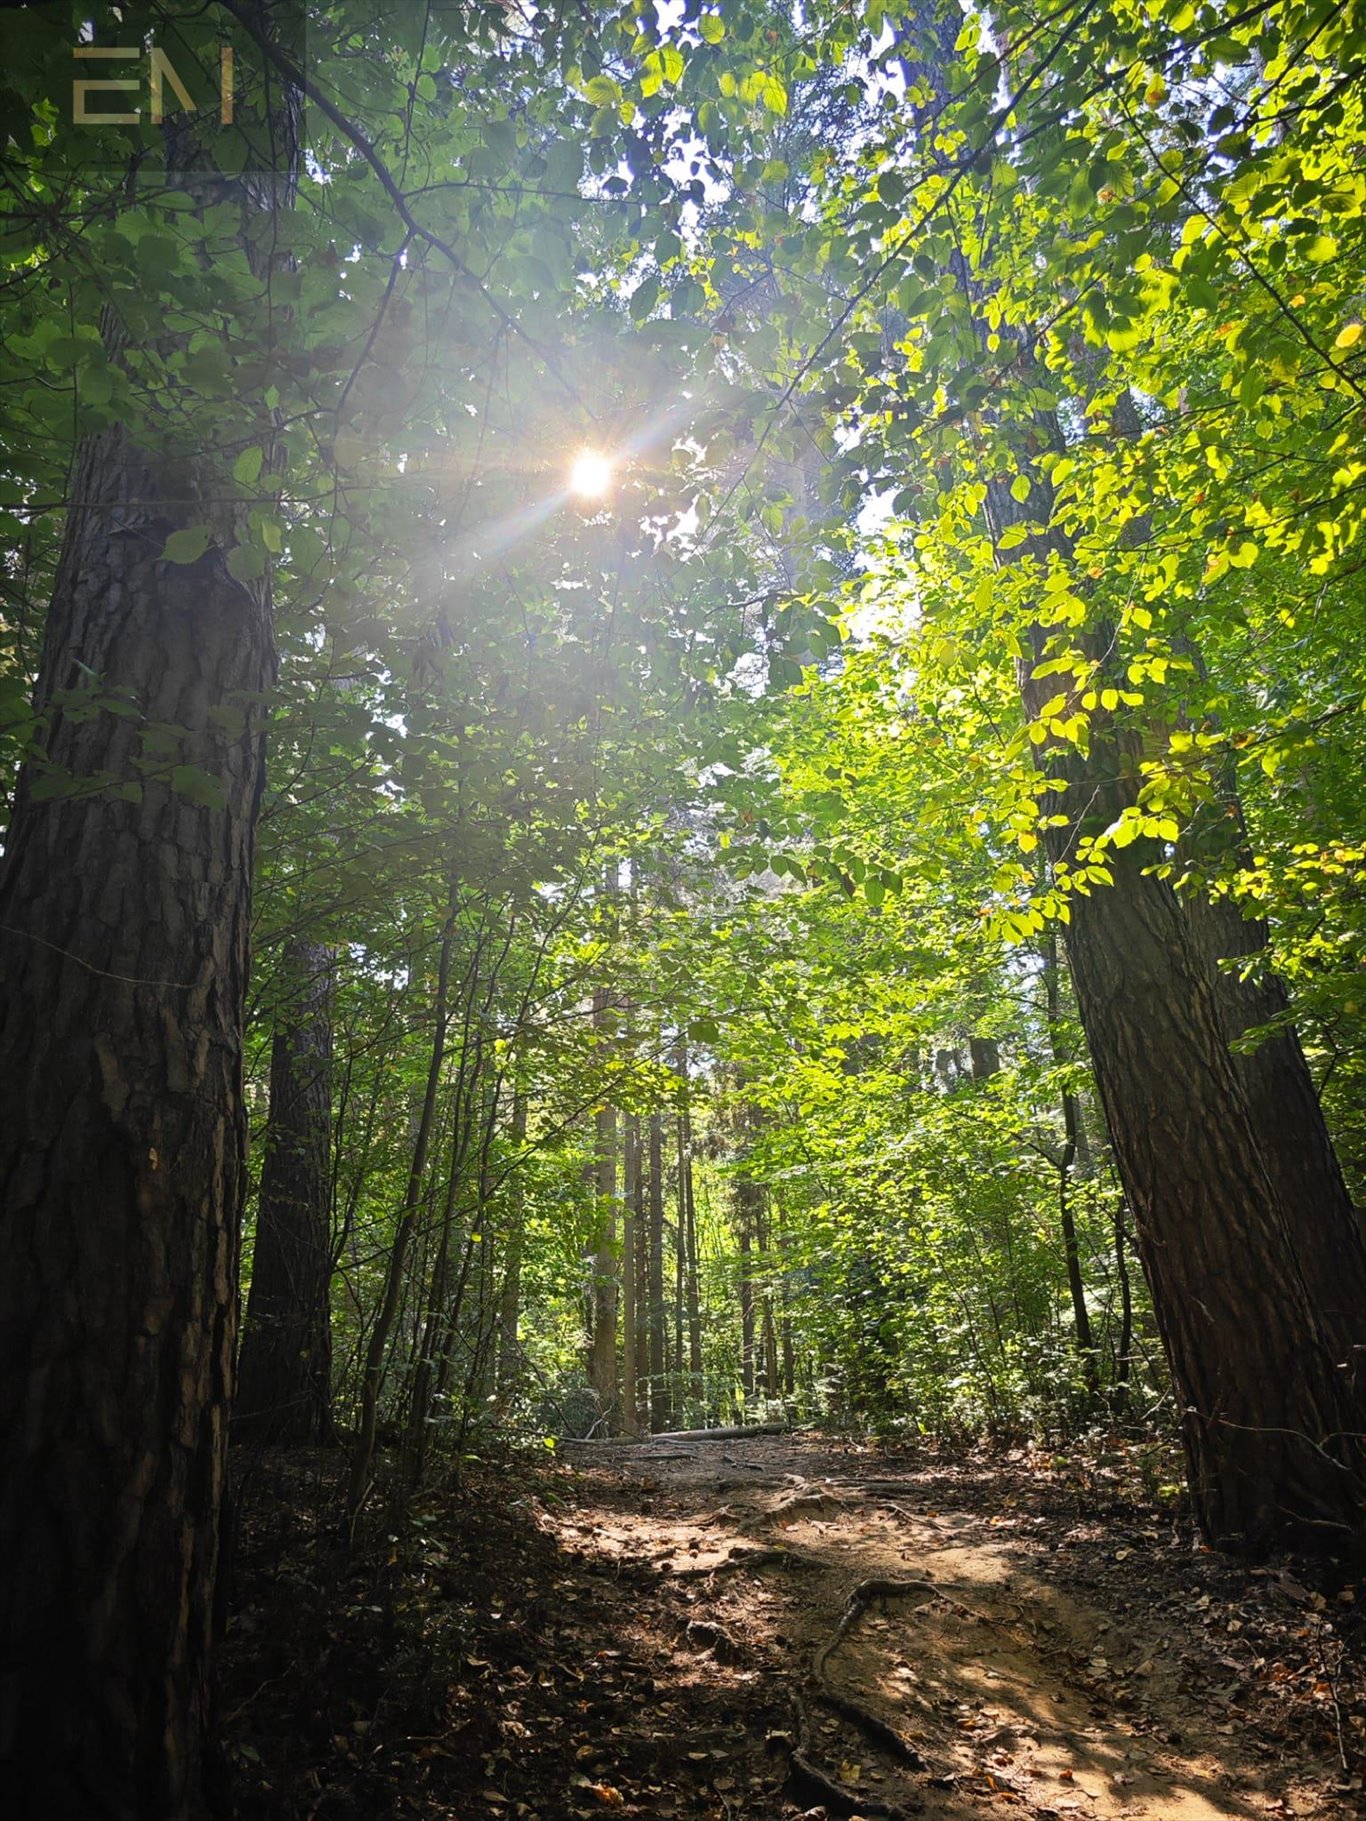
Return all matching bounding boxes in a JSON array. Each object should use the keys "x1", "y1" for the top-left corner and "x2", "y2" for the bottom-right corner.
[{"x1": 218, "y1": 1433, "x2": 1366, "y2": 1819}]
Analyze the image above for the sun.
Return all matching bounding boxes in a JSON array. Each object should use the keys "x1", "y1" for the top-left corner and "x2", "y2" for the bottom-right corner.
[{"x1": 569, "y1": 450, "x2": 613, "y2": 499}]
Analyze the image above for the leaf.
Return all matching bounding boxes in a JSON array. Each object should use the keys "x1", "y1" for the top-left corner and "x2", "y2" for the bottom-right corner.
[
  {"x1": 232, "y1": 446, "x2": 264, "y2": 486},
  {"x1": 1334, "y1": 322, "x2": 1362, "y2": 350},
  {"x1": 226, "y1": 544, "x2": 266, "y2": 583},
  {"x1": 161, "y1": 526, "x2": 212, "y2": 565},
  {"x1": 169, "y1": 765, "x2": 226, "y2": 809},
  {"x1": 698, "y1": 14, "x2": 725, "y2": 43}
]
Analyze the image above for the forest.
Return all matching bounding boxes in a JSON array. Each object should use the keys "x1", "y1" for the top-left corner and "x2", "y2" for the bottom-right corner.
[{"x1": 1, "y1": 0, "x2": 1365, "y2": 1816}]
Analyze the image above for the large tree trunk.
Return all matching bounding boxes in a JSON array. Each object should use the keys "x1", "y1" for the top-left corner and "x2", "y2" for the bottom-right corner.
[
  {"x1": 0, "y1": 431, "x2": 274, "y2": 1814},
  {"x1": 1061, "y1": 837, "x2": 1366, "y2": 1549},
  {"x1": 1180, "y1": 799, "x2": 1366, "y2": 1379},
  {"x1": 987, "y1": 423, "x2": 1366, "y2": 1548},
  {"x1": 235, "y1": 940, "x2": 336, "y2": 1447}
]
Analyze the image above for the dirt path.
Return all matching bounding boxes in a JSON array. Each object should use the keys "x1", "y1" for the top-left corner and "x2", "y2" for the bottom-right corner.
[
  {"x1": 547, "y1": 1432, "x2": 1361, "y2": 1821},
  {"x1": 221, "y1": 1433, "x2": 1365, "y2": 1820}
]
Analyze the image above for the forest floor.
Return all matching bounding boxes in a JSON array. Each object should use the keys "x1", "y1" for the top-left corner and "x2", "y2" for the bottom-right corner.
[{"x1": 220, "y1": 1431, "x2": 1366, "y2": 1821}]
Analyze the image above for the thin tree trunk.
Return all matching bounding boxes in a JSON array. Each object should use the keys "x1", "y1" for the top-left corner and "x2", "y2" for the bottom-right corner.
[
  {"x1": 496, "y1": 1088, "x2": 528, "y2": 1403},
  {"x1": 1041, "y1": 929, "x2": 1099, "y2": 1399},
  {"x1": 588, "y1": 1048, "x2": 619, "y2": 1420},
  {"x1": 647, "y1": 1112, "x2": 670, "y2": 1431},
  {"x1": 674, "y1": 1116, "x2": 687, "y2": 1390},
  {"x1": 621, "y1": 1115, "x2": 639, "y2": 1436},
  {"x1": 347, "y1": 903, "x2": 456, "y2": 1526},
  {"x1": 235, "y1": 940, "x2": 336, "y2": 1446},
  {"x1": 681, "y1": 1104, "x2": 704, "y2": 1401},
  {"x1": 738, "y1": 1210, "x2": 757, "y2": 1402},
  {"x1": 1112, "y1": 1197, "x2": 1134, "y2": 1419},
  {"x1": 404, "y1": 1094, "x2": 466, "y2": 1485}
]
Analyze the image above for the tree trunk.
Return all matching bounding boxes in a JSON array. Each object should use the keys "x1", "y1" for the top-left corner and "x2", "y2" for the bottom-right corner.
[
  {"x1": 588, "y1": 1025, "x2": 619, "y2": 1420},
  {"x1": 738, "y1": 1206, "x2": 757, "y2": 1402},
  {"x1": 347, "y1": 905, "x2": 456, "y2": 1526},
  {"x1": 647, "y1": 1112, "x2": 670, "y2": 1431},
  {"x1": 1061, "y1": 838, "x2": 1366, "y2": 1548},
  {"x1": 1180, "y1": 804, "x2": 1366, "y2": 1379},
  {"x1": 0, "y1": 432, "x2": 275, "y2": 1810},
  {"x1": 1041, "y1": 929, "x2": 1098, "y2": 1399},
  {"x1": 1112, "y1": 1197, "x2": 1134, "y2": 1419},
  {"x1": 496, "y1": 1088, "x2": 528, "y2": 1405},
  {"x1": 235, "y1": 941, "x2": 336, "y2": 1447},
  {"x1": 681, "y1": 1102, "x2": 704, "y2": 1402},
  {"x1": 621, "y1": 1114, "x2": 640, "y2": 1436},
  {"x1": 985, "y1": 409, "x2": 1366, "y2": 1548}
]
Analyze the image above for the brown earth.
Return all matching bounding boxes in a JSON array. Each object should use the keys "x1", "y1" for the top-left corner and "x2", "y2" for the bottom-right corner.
[{"x1": 219, "y1": 1432, "x2": 1366, "y2": 1820}]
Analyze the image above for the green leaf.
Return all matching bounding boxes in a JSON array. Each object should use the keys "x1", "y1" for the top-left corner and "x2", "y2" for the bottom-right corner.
[
  {"x1": 161, "y1": 527, "x2": 212, "y2": 565},
  {"x1": 232, "y1": 446, "x2": 264, "y2": 486},
  {"x1": 226, "y1": 544, "x2": 266, "y2": 583}
]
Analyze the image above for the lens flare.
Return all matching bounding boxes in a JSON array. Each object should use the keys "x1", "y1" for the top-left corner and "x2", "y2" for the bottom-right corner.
[{"x1": 569, "y1": 450, "x2": 613, "y2": 498}]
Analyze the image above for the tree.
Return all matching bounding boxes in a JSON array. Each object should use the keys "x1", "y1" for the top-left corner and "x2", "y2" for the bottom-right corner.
[
  {"x1": 0, "y1": 6, "x2": 299, "y2": 1806},
  {"x1": 235, "y1": 940, "x2": 337, "y2": 1446}
]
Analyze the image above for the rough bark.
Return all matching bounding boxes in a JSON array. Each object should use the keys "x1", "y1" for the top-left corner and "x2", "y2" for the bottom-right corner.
[
  {"x1": 0, "y1": 429, "x2": 274, "y2": 1814},
  {"x1": 235, "y1": 940, "x2": 336, "y2": 1447},
  {"x1": 985, "y1": 409, "x2": 1366, "y2": 1547},
  {"x1": 1180, "y1": 798, "x2": 1366, "y2": 1381},
  {"x1": 1061, "y1": 835, "x2": 1366, "y2": 1549}
]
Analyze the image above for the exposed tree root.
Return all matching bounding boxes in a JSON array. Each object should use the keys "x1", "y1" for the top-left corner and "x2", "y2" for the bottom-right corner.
[
  {"x1": 813, "y1": 1575, "x2": 991, "y2": 1680},
  {"x1": 815, "y1": 1685, "x2": 926, "y2": 1770},
  {"x1": 789, "y1": 1693, "x2": 919, "y2": 1817},
  {"x1": 670, "y1": 1544, "x2": 802, "y2": 1579},
  {"x1": 770, "y1": 1486, "x2": 848, "y2": 1518}
]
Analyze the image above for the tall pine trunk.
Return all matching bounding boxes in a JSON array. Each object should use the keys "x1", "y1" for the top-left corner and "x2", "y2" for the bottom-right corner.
[
  {"x1": 235, "y1": 940, "x2": 336, "y2": 1447},
  {"x1": 0, "y1": 429, "x2": 275, "y2": 1812},
  {"x1": 0, "y1": 34, "x2": 301, "y2": 1790}
]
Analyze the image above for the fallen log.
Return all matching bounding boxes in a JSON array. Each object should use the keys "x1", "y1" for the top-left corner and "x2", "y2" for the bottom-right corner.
[{"x1": 561, "y1": 1423, "x2": 790, "y2": 1445}]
